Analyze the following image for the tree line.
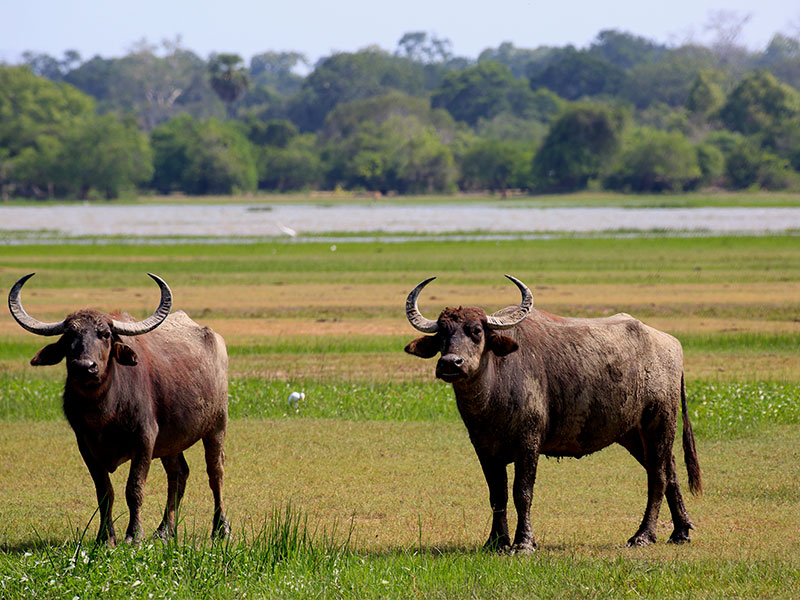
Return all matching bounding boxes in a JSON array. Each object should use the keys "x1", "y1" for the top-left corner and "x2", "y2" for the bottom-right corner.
[{"x1": 2, "y1": 27, "x2": 799, "y2": 200}]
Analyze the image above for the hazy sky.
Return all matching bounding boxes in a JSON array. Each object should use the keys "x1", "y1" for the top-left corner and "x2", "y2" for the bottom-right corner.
[{"x1": 3, "y1": 0, "x2": 798, "y2": 65}]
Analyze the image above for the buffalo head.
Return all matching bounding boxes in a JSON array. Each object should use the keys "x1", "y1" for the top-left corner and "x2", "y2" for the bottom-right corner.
[
  {"x1": 8, "y1": 273, "x2": 172, "y2": 386},
  {"x1": 404, "y1": 275, "x2": 532, "y2": 382}
]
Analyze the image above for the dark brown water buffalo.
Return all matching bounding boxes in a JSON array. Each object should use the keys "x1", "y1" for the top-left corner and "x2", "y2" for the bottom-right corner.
[
  {"x1": 404, "y1": 275, "x2": 701, "y2": 551},
  {"x1": 8, "y1": 273, "x2": 230, "y2": 545}
]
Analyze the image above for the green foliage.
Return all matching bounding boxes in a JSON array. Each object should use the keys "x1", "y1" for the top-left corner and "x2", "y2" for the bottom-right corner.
[
  {"x1": 603, "y1": 128, "x2": 701, "y2": 192},
  {"x1": 588, "y1": 29, "x2": 667, "y2": 70},
  {"x1": 478, "y1": 42, "x2": 555, "y2": 78},
  {"x1": 532, "y1": 104, "x2": 626, "y2": 192},
  {"x1": 686, "y1": 71, "x2": 725, "y2": 118},
  {"x1": 289, "y1": 50, "x2": 425, "y2": 132},
  {"x1": 622, "y1": 47, "x2": 722, "y2": 109},
  {"x1": 431, "y1": 61, "x2": 535, "y2": 126},
  {"x1": 724, "y1": 141, "x2": 798, "y2": 190},
  {"x1": 322, "y1": 98, "x2": 457, "y2": 193},
  {"x1": 528, "y1": 47, "x2": 627, "y2": 100},
  {"x1": 58, "y1": 114, "x2": 153, "y2": 198},
  {"x1": 150, "y1": 115, "x2": 257, "y2": 194},
  {"x1": 249, "y1": 51, "x2": 308, "y2": 95},
  {"x1": 719, "y1": 70, "x2": 800, "y2": 136},
  {"x1": 695, "y1": 142, "x2": 726, "y2": 184},
  {"x1": 459, "y1": 139, "x2": 533, "y2": 191},
  {"x1": 256, "y1": 134, "x2": 323, "y2": 191},
  {"x1": 208, "y1": 53, "x2": 250, "y2": 117}
]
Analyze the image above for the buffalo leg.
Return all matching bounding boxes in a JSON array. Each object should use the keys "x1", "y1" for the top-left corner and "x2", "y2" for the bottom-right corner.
[
  {"x1": 511, "y1": 450, "x2": 539, "y2": 552},
  {"x1": 664, "y1": 453, "x2": 694, "y2": 544},
  {"x1": 77, "y1": 439, "x2": 116, "y2": 546},
  {"x1": 619, "y1": 429, "x2": 667, "y2": 547},
  {"x1": 157, "y1": 453, "x2": 190, "y2": 538},
  {"x1": 202, "y1": 425, "x2": 230, "y2": 539},
  {"x1": 124, "y1": 451, "x2": 153, "y2": 544},
  {"x1": 477, "y1": 452, "x2": 510, "y2": 550}
]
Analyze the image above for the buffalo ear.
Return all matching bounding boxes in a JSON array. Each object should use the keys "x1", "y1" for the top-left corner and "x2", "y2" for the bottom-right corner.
[
  {"x1": 404, "y1": 335, "x2": 440, "y2": 359},
  {"x1": 488, "y1": 334, "x2": 519, "y2": 357},
  {"x1": 113, "y1": 342, "x2": 138, "y2": 366},
  {"x1": 31, "y1": 342, "x2": 65, "y2": 366}
]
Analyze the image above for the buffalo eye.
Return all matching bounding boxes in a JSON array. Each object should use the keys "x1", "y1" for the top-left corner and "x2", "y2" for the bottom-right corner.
[
  {"x1": 97, "y1": 329, "x2": 110, "y2": 340},
  {"x1": 468, "y1": 324, "x2": 483, "y2": 340}
]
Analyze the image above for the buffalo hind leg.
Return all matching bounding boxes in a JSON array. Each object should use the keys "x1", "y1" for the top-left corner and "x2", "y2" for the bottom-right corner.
[
  {"x1": 664, "y1": 453, "x2": 694, "y2": 544},
  {"x1": 203, "y1": 427, "x2": 230, "y2": 539},
  {"x1": 511, "y1": 449, "x2": 539, "y2": 553},
  {"x1": 477, "y1": 452, "x2": 510, "y2": 551},
  {"x1": 156, "y1": 453, "x2": 190, "y2": 539},
  {"x1": 619, "y1": 429, "x2": 689, "y2": 546}
]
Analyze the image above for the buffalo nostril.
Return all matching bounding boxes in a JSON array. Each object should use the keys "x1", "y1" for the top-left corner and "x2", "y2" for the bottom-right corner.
[
  {"x1": 453, "y1": 357, "x2": 464, "y2": 367},
  {"x1": 87, "y1": 363, "x2": 98, "y2": 374}
]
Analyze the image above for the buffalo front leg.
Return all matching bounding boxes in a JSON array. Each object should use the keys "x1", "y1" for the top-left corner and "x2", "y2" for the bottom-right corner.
[
  {"x1": 157, "y1": 453, "x2": 190, "y2": 539},
  {"x1": 477, "y1": 452, "x2": 510, "y2": 551},
  {"x1": 511, "y1": 450, "x2": 539, "y2": 553},
  {"x1": 77, "y1": 439, "x2": 117, "y2": 546},
  {"x1": 124, "y1": 451, "x2": 153, "y2": 544},
  {"x1": 203, "y1": 427, "x2": 230, "y2": 539}
]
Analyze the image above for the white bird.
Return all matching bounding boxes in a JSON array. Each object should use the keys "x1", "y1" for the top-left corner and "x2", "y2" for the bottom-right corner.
[
  {"x1": 277, "y1": 222, "x2": 297, "y2": 237},
  {"x1": 287, "y1": 391, "x2": 305, "y2": 409}
]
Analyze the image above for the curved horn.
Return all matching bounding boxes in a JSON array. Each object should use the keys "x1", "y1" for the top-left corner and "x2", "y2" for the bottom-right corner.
[
  {"x1": 486, "y1": 275, "x2": 533, "y2": 330},
  {"x1": 110, "y1": 273, "x2": 172, "y2": 336},
  {"x1": 405, "y1": 276, "x2": 439, "y2": 334},
  {"x1": 8, "y1": 273, "x2": 67, "y2": 336}
]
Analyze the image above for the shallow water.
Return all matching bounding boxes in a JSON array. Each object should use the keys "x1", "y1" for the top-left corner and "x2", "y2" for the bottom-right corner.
[{"x1": 2, "y1": 203, "x2": 800, "y2": 237}]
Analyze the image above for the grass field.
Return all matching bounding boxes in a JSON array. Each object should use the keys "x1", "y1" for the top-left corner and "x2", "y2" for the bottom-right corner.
[{"x1": 1, "y1": 228, "x2": 799, "y2": 598}]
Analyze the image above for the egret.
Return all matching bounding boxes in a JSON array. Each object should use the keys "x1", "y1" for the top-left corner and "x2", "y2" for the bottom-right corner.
[{"x1": 287, "y1": 391, "x2": 305, "y2": 409}]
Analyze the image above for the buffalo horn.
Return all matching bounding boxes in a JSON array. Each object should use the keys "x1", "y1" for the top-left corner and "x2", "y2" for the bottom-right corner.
[
  {"x1": 486, "y1": 275, "x2": 533, "y2": 330},
  {"x1": 8, "y1": 273, "x2": 67, "y2": 336},
  {"x1": 110, "y1": 273, "x2": 172, "y2": 336},
  {"x1": 405, "y1": 276, "x2": 439, "y2": 334}
]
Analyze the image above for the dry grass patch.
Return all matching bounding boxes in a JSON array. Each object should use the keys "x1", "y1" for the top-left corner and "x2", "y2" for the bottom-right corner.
[{"x1": 2, "y1": 420, "x2": 798, "y2": 562}]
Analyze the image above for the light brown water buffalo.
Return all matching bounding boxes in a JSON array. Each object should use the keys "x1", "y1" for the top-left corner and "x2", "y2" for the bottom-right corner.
[
  {"x1": 8, "y1": 273, "x2": 230, "y2": 545},
  {"x1": 404, "y1": 275, "x2": 701, "y2": 551}
]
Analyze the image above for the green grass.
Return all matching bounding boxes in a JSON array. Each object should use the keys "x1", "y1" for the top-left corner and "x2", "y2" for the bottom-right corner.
[
  {"x1": 4, "y1": 235, "x2": 800, "y2": 286},
  {"x1": 2, "y1": 374, "x2": 798, "y2": 441}
]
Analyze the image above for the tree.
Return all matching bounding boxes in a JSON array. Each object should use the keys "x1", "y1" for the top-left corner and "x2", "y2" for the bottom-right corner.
[
  {"x1": 150, "y1": 115, "x2": 257, "y2": 194},
  {"x1": 395, "y1": 32, "x2": 453, "y2": 64},
  {"x1": 0, "y1": 66, "x2": 95, "y2": 198},
  {"x1": 256, "y1": 134, "x2": 322, "y2": 191},
  {"x1": 724, "y1": 141, "x2": 797, "y2": 190},
  {"x1": 478, "y1": 42, "x2": 555, "y2": 78},
  {"x1": 531, "y1": 104, "x2": 626, "y2": 192},
  {"x1": 686, "y1": 71, "x2": 725, "y2": 118},
  {"x1": 249, "y1": 51, "x2": 308, "y2": 95},
  {"x1": 323, "y1": 114, "x2": 456, "y2": 193},
  {"x1": 528, "y1": 47, "x2": 627, "y2": 100},
  {"x1": 460, "y1": 139, "x2": 533, "y2": 191},
  {"x1": 208, "y1": 53, "x2": 250, "y2": 118},
  {"x1": 589, "y1": 29, "x2": 666, "y2": 70},
  {"x1": 21, "y1": 50, "x2": 82, "y2": 80},
  {"x1": 288, "y1": 49, "x2": 425, "y2": 132},
  {"x1": 621, "y1": 47, "x2": 722, "y2": 109},
  {"x1": 58, "y1": 114, "x2": 153, "y2": 198},
  {"x1": 718, "y1": 70, "x2": 800, "y2": 136},
  {"x1": 603, "y1": 128, "x2": 701, "y2": 192},
  {"x1": 431, "y1": 61, "x2": 535, "y2": 126}
]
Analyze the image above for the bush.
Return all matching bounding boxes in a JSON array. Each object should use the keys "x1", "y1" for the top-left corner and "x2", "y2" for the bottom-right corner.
[
  {"x1": 603, "y1": 128, "x2": 701, "y2": 192},
  {"x1": 725, "y1": 141, "x2": 798, "y2": 190}
]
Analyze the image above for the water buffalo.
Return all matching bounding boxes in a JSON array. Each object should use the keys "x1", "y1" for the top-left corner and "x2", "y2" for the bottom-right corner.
[
  {"x1": 8, "y1": 273, "x2": 230, "y2": 545},
  {"x1": 404, "y1": 275, "x2": 701, "y2": 551}
]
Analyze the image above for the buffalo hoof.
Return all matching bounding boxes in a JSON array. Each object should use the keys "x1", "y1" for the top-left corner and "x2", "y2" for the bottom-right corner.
[
  {"x1": 212, "y1": 517, "x2": 231, "y2": 540},
  {"x1": 511, "y1": 541, "x2": 537, "y2": 555},
  {"x1": 626, "y1": 531, "x2": 657, "y2": 547},
  {"x1": 483, "y1": 535, "x2": 511, "y2": 553},
  {"x1": 154, "y1": 525, "x2": 175, "y2": 541},
  {"x1": 667, "y1": 525, "x2": 692, "y2": 544}
]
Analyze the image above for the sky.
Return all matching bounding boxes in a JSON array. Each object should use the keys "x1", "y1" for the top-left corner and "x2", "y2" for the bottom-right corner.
[{"x1": 2, "y1": 0, "x2": 798, "y2": 66}]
